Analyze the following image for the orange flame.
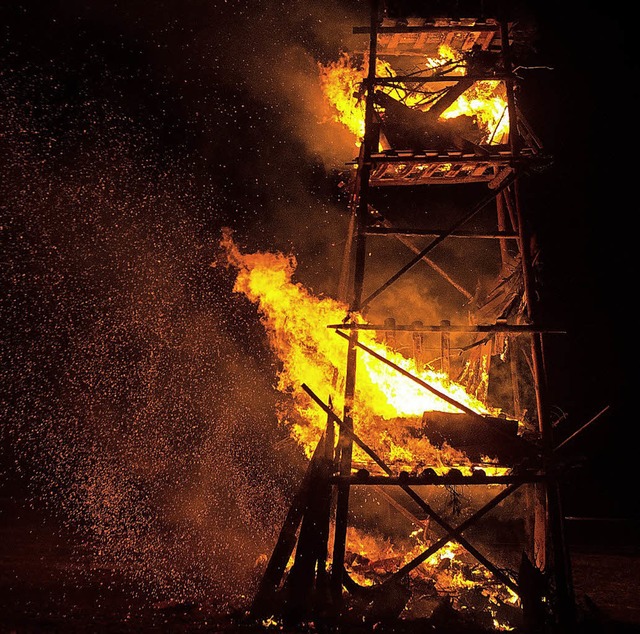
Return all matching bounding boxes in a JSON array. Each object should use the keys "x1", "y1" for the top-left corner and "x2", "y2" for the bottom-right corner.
[
  {"x1": 345, "y1": 526, "x2": 520, "y2": 622},
  {"x1": 319, "y1": 47, "x2": 508, "y2": 147},
  {"x1": 441, "y1": 80, "x2": 509, "y2": 144},
  {"x1": 318, "y1": 53, "x2": 367, "y2": 141},
  {"x1": 220, "y1": 230, "x2": 503, "y2": 466}
]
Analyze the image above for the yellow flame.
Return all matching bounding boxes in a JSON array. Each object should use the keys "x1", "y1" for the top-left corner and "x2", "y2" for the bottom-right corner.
[
  {"x1": 344, "y1": 526, "x2": 519, "y2": 621},
  {"x1": 426, "y1": 44, "x2": 462, "y2": 70},
  {"x1": 318, "y1": 52, "x2": 367, "y2": 141},
  {"x1": 319, "y1": 46, "x2": 508, "y2": 147},
  {"x1": 223, "y1": 230, "x2": 521, "y2": 622},
  {"x1": 441, "y1": 80, "x2": 509, "y2": 144},
  {"x1": 220, "y1": 230, "x2": 503, "y2": 463}
]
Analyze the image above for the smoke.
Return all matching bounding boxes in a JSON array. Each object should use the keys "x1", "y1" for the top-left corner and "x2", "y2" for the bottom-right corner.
[
  {"x1": 185, "y1": 0, "x2": 371, "y2": 297},
  {"x1": 192, "y1": 0, "x2": 366, "y2": 167}
]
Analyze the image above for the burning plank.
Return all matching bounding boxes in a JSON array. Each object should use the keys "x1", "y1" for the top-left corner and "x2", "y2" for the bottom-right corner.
[{"x1": 419, "y1": 410, "x2": 534, "y2": 463}]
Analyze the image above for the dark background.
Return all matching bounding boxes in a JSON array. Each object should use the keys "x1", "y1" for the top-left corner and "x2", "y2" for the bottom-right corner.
[
  {"x1": 1, "y1": 0, "x2": 637, "y2": 627},
  {"x1": 515, "y1": 2, "x2": 635, "y2": 520}
]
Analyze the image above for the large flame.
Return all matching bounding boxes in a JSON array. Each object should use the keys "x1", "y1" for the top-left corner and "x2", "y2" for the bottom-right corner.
[
  {"x1": 319, "y1": 47, "x2": 508, "y2": 146},
  {"x1": 219, "y1": 230, "x2": 502, "y2": 467}
]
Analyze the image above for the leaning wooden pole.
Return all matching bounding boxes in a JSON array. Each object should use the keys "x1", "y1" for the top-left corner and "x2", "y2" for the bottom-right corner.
[{"x1": 249, "y1": 435, "x2": 328, "y2": 620}]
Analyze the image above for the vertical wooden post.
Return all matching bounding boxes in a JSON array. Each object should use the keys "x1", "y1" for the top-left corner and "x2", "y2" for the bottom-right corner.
[
  {"x1": 412, "y1": 320, "x2": 424, "y2": 368},
  {"x1": 502, "y1": 17, "x2": 575, "y2": 628},
  {"x1": 330, "y1": 0, "x2": 380, "y2": 608},
  {"x1": 440, "y1": 319, "x2": 451, "y2": 375}
]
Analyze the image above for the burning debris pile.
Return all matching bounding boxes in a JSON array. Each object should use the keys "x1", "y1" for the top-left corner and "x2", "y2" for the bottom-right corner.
[
  {"x1": 319, "y1": 45, "x2": 510, "y2": 154},
  {"x1": 341, "y1": 526, "x2": 522, "y2": 630}
]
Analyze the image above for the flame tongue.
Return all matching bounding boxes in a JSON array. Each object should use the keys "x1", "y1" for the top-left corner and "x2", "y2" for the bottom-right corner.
[
  {"x1": 220, "y1": 230, "x2": 499, "y2": 466},
  {"x1": 220, "y1": 228, "x2": 350, "y2": 453},
  {"x1": 318, "y1": 53, "x2": 367, "y2": 141}
]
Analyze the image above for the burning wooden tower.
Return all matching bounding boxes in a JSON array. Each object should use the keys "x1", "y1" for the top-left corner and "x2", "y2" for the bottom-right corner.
[{"x1": 250, "y1": 0, "x2": 575, "y2": 631}]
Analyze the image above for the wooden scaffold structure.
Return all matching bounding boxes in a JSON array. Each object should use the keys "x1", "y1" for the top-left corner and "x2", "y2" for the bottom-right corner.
[{"x1": 251, "y1": 1, "x2": 577, "y2": 631}]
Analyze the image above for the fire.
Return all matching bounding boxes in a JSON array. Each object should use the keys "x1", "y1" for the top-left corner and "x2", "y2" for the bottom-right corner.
[
  {"x1": 221, "y1": 231, "x2": 519, "y2": 624},
  {"x1": 317, "y1": 53, "x2": 406, "y2": 143},
  {"x1": 345, "y1": 526, "x2": 520, "y2": 623},
  {"x1": 319, "y1": 46, "x2": 508, "y2": 147},
  {"x1": 318, "y1": 52, "x2": 367, "y2": 141},
  {"x1": 441, "y1": 80, "x2": 509, "y2": 144},
  {"x1": 425, "y1": 43, "x2": 462, "y2": 71},
  {"x1": 219, "y1": 229, "x2": 503, "y2": 467}
]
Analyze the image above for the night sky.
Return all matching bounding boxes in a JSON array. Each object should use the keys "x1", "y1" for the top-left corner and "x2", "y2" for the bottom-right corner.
[{"x1": 1, "y1": 0, "x2": 637, "y2": 613}]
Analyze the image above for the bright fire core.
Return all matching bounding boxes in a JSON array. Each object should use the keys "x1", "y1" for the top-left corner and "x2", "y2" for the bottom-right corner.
[{"x1": 219, "y1": 230, "x2": 505, "y2": 474}]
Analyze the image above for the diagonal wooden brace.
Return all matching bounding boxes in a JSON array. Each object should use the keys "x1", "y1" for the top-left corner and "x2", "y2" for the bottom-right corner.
[{"x1": 302, "y1": 383, "x2": 521, "y2": 595}]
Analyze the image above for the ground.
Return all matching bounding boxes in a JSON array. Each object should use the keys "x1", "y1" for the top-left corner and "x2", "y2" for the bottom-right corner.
[{"x1": 1, "y1": 494, "x2": 639, "y2": 633}]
